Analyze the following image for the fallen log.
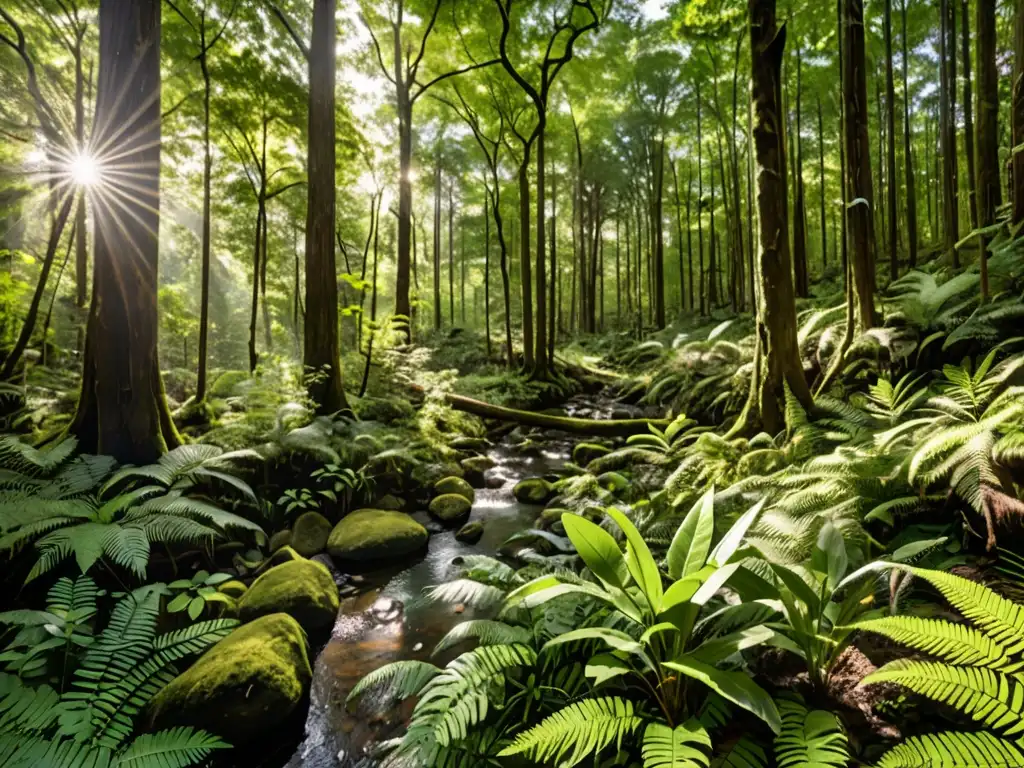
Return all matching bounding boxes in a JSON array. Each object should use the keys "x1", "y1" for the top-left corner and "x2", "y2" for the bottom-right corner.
[{"x1": 442, "y1": 392, "x2": 669, "y2": 437}]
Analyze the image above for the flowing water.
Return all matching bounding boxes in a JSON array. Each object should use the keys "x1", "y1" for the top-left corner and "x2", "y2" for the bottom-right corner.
[{"x1": 286, "y1": 435, "x2": 571, "y2": 768}]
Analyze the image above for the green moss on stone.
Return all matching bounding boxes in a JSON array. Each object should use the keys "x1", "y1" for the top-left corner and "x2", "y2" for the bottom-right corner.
[
  {"x1": 269, "y1": 529, "x2": 292, "y2": 552},
  {"x1": 428, "y1": 493, "x2": 472, "y2": 524},
  {"x1": 433, "y1": 476, "x2": 475, "y2": 503},
  {"x1": 147, "y1": 613, "x2": 311, "y2": 744},
  {"x1": 238, "y1": 558, "x2": 339, "y2": 632},
  {"x1": 218, "y1": 580, "x2": 248, "y2": 598},
  {"x1": 254, "y1": 545, "x2": 304, "y2": 576},
  {"x1": 291, "y1": 511, "x2": 332, "y2": 557},
  {"x1": 208, "y1": 369, "x2": 251, "y2": 399},
  {"x1": 513, "y1": 477, "x2": 555, "y2": 505},
  {"x1": 455, "y1": 521, "x2": 484, "y2": 544},
  {"x1": 327, "y1": 509, "x2": 428, "y2": 564},
  {"x1": 375, "y1": 494, "x2": 405, "y2": 511},
  {"x1": 573, "y1": 442, "x2": 611, "y2": 467}
]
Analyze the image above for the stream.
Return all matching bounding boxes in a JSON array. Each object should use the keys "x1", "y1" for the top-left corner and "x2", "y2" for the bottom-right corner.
[{"x1": 285, "y1": 430, "x2": 572, "y2": 768}]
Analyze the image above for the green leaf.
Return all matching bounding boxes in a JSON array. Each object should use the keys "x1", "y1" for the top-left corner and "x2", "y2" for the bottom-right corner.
[
  {"x1": 642, "y1": 720, "x2": 712, "y2": 768},
  {"x1": 668, "y1": 487, "x2": 716, "y2": 579},
  {"x1": 187, "y1": 596, "x2": 205, "y2": 620},
  {"x1": 166, "y1": 594, "x2": 191, "y2": 613},
  {"x1": 690, "y1": 626, "x2": 775, "y2": 665},
  {"x1": 561, "y1": 514, "x2": 627, "y2": 589},
  {"x1": 606, "y1": 507, "x2": 663, "y2": 612},
  {"x1": 663, "y1": 657, "x2": 781, "y2": 734},
  {"x1": 710, "y1": 499, "x2": 765, "y2": 567},
  {"x1": 541, "y1": 627, "x2": 644, "y2": 657},
  {"x1": 810, "y1": 522, "x2": 848, "y2": 590},
  {"x1": 585, "y1": 653, "x2": 633, "y2": 687}
]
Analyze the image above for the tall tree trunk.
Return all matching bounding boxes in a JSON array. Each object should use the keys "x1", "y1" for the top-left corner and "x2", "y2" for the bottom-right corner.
[
  {"x1": 71, "y1": 0, "x2": 178, "y2": 462},
  {"x1": 885, "y1": 0, "x2": 899, "y2": 282},
  {"x1": 485, "y1": 184, "x2": 492, "y2": 358},
  {"x1": 433, "y1": 162, "x2": 442, "y2": 330},
  {"x1": 247, "y1": 199, "x2": 264, "y2": 373},
  {"x1": 844, "y1": 0, "x2": 877, "y2": 330},
  {"x1": 940, "y1": 0, "x2": 960, "y2": 263},
  {"x1": 697, "y1": 83, "x2": 706, "y2": 315},
  {"x1": 491, "y1": 186, "x2": 514, "y2": 368},
  {"x1": 74, "y1": 35, "x2": 88, "y2": 355},
  {"x1": 746, "y1": 0, "x2": 812, "y2": 434},
  {"x1": 671, "y1": 160, "x2": 686, "y2": 314},
  {"x1": 902, "y1": 0, "x2": 919, "y2": 267},
  {"x1": 395, "y1": 93, "x2": 413, "y2": 341},
  {"x1": 708, "y1": 143, "x2": 718, "y2": 307},
  {"x1": 196, "y1": 50, "x2": 213, "y2": 401},
  {"x1": 518, "y1": 155, "x2": 534, "y2": 368},
  {"x1": 1014, "y1": 0, "x2": 1024, "y2": 225},
  {"x1": 792, "y1": 47, "x2": 809, "y2": 298},
  {"x1": 615, "y1": 216, "x2": 622, "y2": 319},
  {"x1": 448, "y1": 183, "x2": 455, "y2": 325},
  {"x1": 961, "y1": 0, "x2": 978, "y2": 232},
  {"x1": 976, "y1": 0, "x2": 1000, "y2": 301},
  {"x1": 534, "y1": 127, "x2": 549, "y2": 377},
  {"x1": 304, "y1": 0, "x2": 348, "y2": 414},
  {"x1": 460, "y1": 216, "x2": 466, "y2": 324},
  {"x1": 359, "y1": 193, "x2": 383, "y2": 398},
  {"x1": 817, "y1": 95, "x2": 828, "y2": 272},
  {"x1": 548, "y1": 159, "x2": 556, "y2": 361},
  {"x1": 652, "y1": 138, "x2": 666, "y2": 327}
]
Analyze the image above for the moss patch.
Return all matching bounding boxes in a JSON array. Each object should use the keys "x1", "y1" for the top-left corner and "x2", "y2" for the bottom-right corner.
[
  {"x1": 327, "y1": 509, "x2": 428, "y2": 564},
  {"x1": 433, "y1": 476, "x2": 475, "y2": 503},
  {"x1": 428, "y1": 493, "x2": 472, "y2": 524},
  {"x1": 218, "y1": 580, "x2": 247, "y2": 598},
  {"x1": 455, "y1": 521, "x2": 484, "y2": 544},
  {"x1": 238, "y1": 558, "x2": 339, "y2": 632},
  {"x1": 513, "y1": 477, "x2": 555, "y2": 505},
  {"x1": 269, "y1": 529, "x2": 292, "y2": 552},
  {"x1": 573, "y1": 442, "x2": 611, "y2": 467},
  {"x1": 147, "y1": 613, "x2": 311, "y2": 744},
  {"x1": 291, "y1": 511, "x2": 332, "y2": 557}
]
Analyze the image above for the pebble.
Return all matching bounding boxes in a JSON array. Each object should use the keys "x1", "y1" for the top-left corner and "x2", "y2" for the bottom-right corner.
[{"x1": 412, "y1": 642, "x2": 423, "y2": 652}]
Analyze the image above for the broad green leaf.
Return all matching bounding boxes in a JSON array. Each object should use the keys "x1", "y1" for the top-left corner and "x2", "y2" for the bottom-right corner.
[
  {"x1": 667, "y1": 487, "x2": 715, "y2": 579},
  {"x1": 542, "y1": 627, "x2": 643, "y2": 656},
  {"x1": 690, "y1": 625, "x2": 775, "y2": 664},
  {"x1": 606, "y1": 507, "x2": 664, "y2": 612},
  {"x1": 585, "y1": 653, "x2": 632, "y2": 687},
  {"x1": 664, "y1": 657, "x2": 782, "y2": 734},
  {"x1": 562, "y1": 514, "x2": 627, "y2": 589},
  {"x1": 811, "y1": 522, "x2": 848, "y2": 590},
  {"x1": 710, "y1": 499, "x2": 765, "y2": 567}
]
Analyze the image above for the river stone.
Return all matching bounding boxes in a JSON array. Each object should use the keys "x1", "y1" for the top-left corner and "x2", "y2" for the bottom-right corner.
[
  {"x1": 513, "y1": 477, "x2": 555, "y2": 505},
  {"x1": 269, "y1": 529, "x2": 292, "y2": 552},
  {"x1": 573, "y1": 442, "x2": 611, "y2": 467},
  {"x1": 461, "y1": 456, "x2": 496, "y2": 487},
  {"x1": 429, "y1": 493, "x2": 472, "y2": 524},
  {"x1": 450, "y1": 436, "x2": 491, "y2": 453},
  {"x1": 238, "y1": 558, "x2": 339, "y2": 632},
  {"x1": 147, "y1": 613, "x2": 312, "y2": 744},
  {"x1": 253, "y1": 545, "x2": 304, "y2": 576},
  {"x1": 291, "y1": 511, "x2": 332, "y2": 556},
  {"x1": 455, "y1": 521, "x2": 484, "y2": 544},
  {"x1": 375, "y1": 494, "x2": 405, "y2": 511},
  {"x1": 327, "y1": 509, "x2": 428, "y2": 564},
  {"x1": 433, "y1": 476, "x2": 475, "y2": 503}
]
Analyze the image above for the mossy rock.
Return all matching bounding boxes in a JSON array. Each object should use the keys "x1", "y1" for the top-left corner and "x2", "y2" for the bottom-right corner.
[
  {"x1": 147, "y1": 613, "x2": 311, "y2": 744},
  {"x1": 238, "y1": 558, "x2": 339, "y2": 632},
  {"x1": 428, "y1": 493, "x2": 472, "y2": 524},
  {"x1": 433, "y1": 476, "x2": 475, "y2": 504},
  {"x1": 355, "y1": 395, "x2": 415, "y2": 423},
  {"x1": 455, "y1": 521, "x2": 484, "y2": 544},
  {"x1": 291, "y1": 511, "x2": 332, "y2": 557},
  {"x1": 375, "y1": 494, "x2": 405, "y2": 511},
  {"x1": 513, "y1": 477, "x2": 555, "y2": 505},
  {"x1": 460, "y1": 456, "x2": 495, "y2": 488},
  {"x1": 208, "y1": 369, "x2": 251, "y2": 399},
  {"x1": 539, "y1": 507, "x2": 571, "y2": 530},
  {"x1": 218, "y1": 580, "x2": 248, "y2": 598},
  {"x1": 573, "y1": 442, "x2": 611, "y2": 467},
  {"x1": 254, "y1": 545, "x2": 304, "y2": 577},
  {"x1": 327, "y1": 509, "x2": 428, "y2": 564},
  {"x1": 450, "y1": 436, "x2": 491, "y2": 453},
  {"x1": 597, "y1": 471, "x2": 632, "y2": 494},
  {"x1": 269, "y1": 529, "x2": 292, "y2": 552}
]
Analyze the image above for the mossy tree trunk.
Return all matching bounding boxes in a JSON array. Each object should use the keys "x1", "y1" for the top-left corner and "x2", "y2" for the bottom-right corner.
[
  {"x1": 745, "y1": 0, "x2": 813, "y2": 435},
  {"x1": 71, "y1": 0, "x2": 180, "y2": 464}
]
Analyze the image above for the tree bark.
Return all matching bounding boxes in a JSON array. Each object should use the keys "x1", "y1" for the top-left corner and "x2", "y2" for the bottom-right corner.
[
  {"x1": 746, "y1": 0, "x2": 812, "y2": 434},
  {"x1": 304, "y1": 0, "x2": 349, "y2": 414},
  {"x1": 433, "y1": 160, "x2": 442, "y2": 330},
  {"x1": 961, "y1": 0, "x2": 978, "y2": 232},
  {"x1": 885, "y1": 0, "x2": 899, "y2": 282},
  {"x1": 844, "y1": 0, "x2": 877, "y2": 331},
  {"x1": 817, "y1": 95, "x2": 828, "y2": 272},
  {"x1": 71, "y1": 0, "x2": 179, "y2": 462},
  {"x1": 940, "y1": 0, "x2": 960, "y2": 263},
  {"x1": 534, "y1": 126, "x2": 549, "y2": 376},
  {"x1": 1014, "y1": 0, "x2": 1024, "y2": 226},
  {"x1": 902, "y1": 0, "x2": 919, "y2": 267},
  {"x1": 652, "y1": 138, "x2": 666, "y2": 327},
  {"x1": 518, "y1": 155, "x2": 534, "y2": 368},
  {"x1": 696, "y1": 83, "x2": 706, "y2": 316},
  {"x1": 792, "y1": 47, "x2": 809, "y2": 298},
  {"x1": 975, "y1": 0, "x2": 1000, "y2": 301}
]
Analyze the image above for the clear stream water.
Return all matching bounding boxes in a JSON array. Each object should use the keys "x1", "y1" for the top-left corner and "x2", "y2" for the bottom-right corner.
[{"x1": 286, "y1": 436, "x2": 570, "y2": 768}]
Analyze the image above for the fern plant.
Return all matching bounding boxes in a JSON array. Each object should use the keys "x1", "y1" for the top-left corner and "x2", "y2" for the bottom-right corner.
[
  {"x1": 854, "y1": 566, "x2": 1024, "y2": 767},
  {"x1": 0, "y1": 584, "x2": 235, "y2": 767},
  {"x1": 102, "y1": 443, "x2": 260, "y2": 503}
]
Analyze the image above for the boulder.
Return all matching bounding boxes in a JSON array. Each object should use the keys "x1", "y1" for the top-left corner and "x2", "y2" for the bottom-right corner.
[
  {"x1": 238, "y1": 558, "x2": 339, "y2": 632},
  {"x1": 268, "y1": 529, "x2": 292, "y2": 552},
  {"x1": 254, "y1": 545, "x2": 303, "y2": 576},
  {"x1": 428, "y1": 493, "x2": 472, "y2": 524},
  {"x1": 217, "y1": 580, "x2": 247, "y2": 598},
  {"x1": 455, "y1": 521, "x2": 484, "y2": 544},
  {"x1": 147, "y1": 613, "x2": 311, "y2": 744},
  {"x1": 290, "y1": 511, "x2": 332, "y2": 557},
  {"x1": 573, "y1": 442, "x2": 611, "y2": 467},
  {"x1": 433, "y1": 476, "x2": 475, "y2": 504},
  {"x1": 513, "y1": 478, "x2": 555, "y2": 505},
  {"x1": 460, "y1": 456, "x2": 496, "y2": 488},
  {"x1": 327, "y1": 509, "x2": 428, "y2": 564}
]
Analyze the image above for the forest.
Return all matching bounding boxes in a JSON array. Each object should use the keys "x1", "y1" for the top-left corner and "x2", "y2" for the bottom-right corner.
[{"x1": 2, "y1": 0, "x2": 1024, "y2": 766}]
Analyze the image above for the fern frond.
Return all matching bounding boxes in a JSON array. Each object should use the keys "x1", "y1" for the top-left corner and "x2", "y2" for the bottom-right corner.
[
  {"x1": 774, "y1": 697, "x2": 849, "y2": 768},
  {"x1": 874, "y1": 730, "x2": 1024, "y2": 768},
  {"x1": 497, "y1": 696, "x2": 643, "y2": 767},
  {"x1": 114, "y1": 727, "x2": 228, "y2": 768},
  {"x1": 347, "y1": 661, "x2": 441, "y2": 706},
  {"x1": 642, "y1": 721, "x2": 712, "y2": 768},
  {"x1": 852, "y1": 616, "x2": 1017, "y2": 671},
  {"x1": 432, "y1": 620, "x2": 531, "y2": 656},
  {"x1": 424, "y1": 579, "x2": 506, "y2": 610}
]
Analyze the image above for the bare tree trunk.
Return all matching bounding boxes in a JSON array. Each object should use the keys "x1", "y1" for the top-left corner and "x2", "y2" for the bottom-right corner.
[
  {"x1": 940, "y1": 0, "x2": 960, "y2": 264},
  {"x1": 518, "y1": 156, "x2": 534, "y2": 368},
  {"x1": 697, "y1": 83, "x2": 706, "y2": 315},
  {"x1": 792, "y1": 47, "x2": 809, "y2": 298},
  {"x1": 903, "y1": 0, "x2": 919, "y2": 267},
  {"x1": 1014, "y1": 0, "x2": 1024, "y2": 226},
  {"x1": 817, "y1": 95, "x2": 828, "y2": 272},
  {"x1": 885, "y1": 0, "x2": 899, "y2": 282},
  {"x1": 961, "y1": 0, "x2": 978, "y2": 232},
  {"x1": 975, "y1": 0, "x2": 1000, "y2": 301},
  {"x1": 433, "y1": 161, "x2": 442, "y2": 330}
]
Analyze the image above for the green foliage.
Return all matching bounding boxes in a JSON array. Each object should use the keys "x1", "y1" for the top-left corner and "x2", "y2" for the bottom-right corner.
[
  {"x1": 164, "y1": 570, "x2": 235, "y2": 620},
  {"x1": 774, "y1": 696, "x2": 849, "y2": 768}
]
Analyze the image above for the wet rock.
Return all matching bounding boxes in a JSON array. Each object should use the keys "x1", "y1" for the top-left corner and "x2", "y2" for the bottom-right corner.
[
  {"x1": 460, "y1": 456, "x2": 496, "y2": 488},
  {"x1": 539, "y1": 508, "x2": 570, "y2": 530},
  {"x1": 513, "y1": 477, "x2": 555, "y2": 505},
  {"x1": 450, "y1": 436, "x2": 491, "y2": 453},
  {"x1": 433, "y1": 476, "x2": 475, "y2": 504},
  {"x1": 485, "y1": 473, "x2": 506, "y2": 489},
  {"x1": 291, "y1": 511, "x2": 332, "y2": 557},
  {"x1": 572, "y1": 442, "x2": 611, "y2": 467},
  {"x1": 269, "y1": 529, "x2": 292, "y2": 552},
  {"x1": 327, "y1": 509, "x2": 428, "y2": 564},
  {"x1": 370, "y1": 597, "x2": 403, "y2": 623},
  {"x1": 147, "y1": 613, "x2": 312, "y2": 744},
  {"x1": 375, "y1": 494, "x2": 405, "y2": 511},
  {"x1": 239, "y1": 558, "x2": 339, "y2": 632},
  {"x1": 254, "y1": 545, "x2": 304, "y2": 575},
  {"x1": 455, "y1": 521, "x2": 484, "y2": 544},
  {"x1": 429, "y1": 493, "x2": 472, "y2": 524}
]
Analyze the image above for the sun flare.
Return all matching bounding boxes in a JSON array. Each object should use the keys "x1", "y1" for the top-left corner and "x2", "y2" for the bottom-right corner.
[{"x1": 69, "y1": 153, "x2": 100, "y2": 187}]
